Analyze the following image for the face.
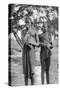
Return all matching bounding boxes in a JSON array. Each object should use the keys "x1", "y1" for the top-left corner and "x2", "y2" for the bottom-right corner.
[
  {"x1": 29, "y1": 25, "x2": 36, "y2": 35},
  {"x1": 33, "y1": 24, "x2": 39, "y2": 31}
]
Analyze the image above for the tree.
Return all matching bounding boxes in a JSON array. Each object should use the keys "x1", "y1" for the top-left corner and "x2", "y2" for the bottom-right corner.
[{"x1": 9, "y1": 4, "x2": 58, "y2": 47}]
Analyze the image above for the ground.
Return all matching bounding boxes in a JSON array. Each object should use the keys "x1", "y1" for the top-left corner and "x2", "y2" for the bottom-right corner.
[{"x1": 9, "y1": 39, "x2": 58, "y2": 86}]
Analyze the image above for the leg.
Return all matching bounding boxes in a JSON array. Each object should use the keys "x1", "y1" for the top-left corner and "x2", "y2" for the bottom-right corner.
[
  {"x1": 30, "y1": 73, "x2": 34, "y2": 85},
  {"x1": 24, "y1": 75, "x2": 28, "y2": 85},
  {"x1": 40, "y1": 57, "x2": 45, "y2": 84},
  {"x1": 29, "y1": 58, "x2": 34, "y2": 85},
  {"x1": 40, "y1": 49, "x2": 46, "y2": 84},
  {"x1": 24, "y1": 58, "x2": 28, "y2": 85},
  {"x1": 46, "y1": 69, "x2": 49, "y2": 84},
  {"x1": 29, "y1": 48, "x2": 35, "y2": 85},
  {"x1": 24, "y1": 48, "x2": 29, "y2": 85},
  {"x1": 41, "y1": 67, "x2": 45, "y2": 84},
  {"x1": 45, "y1": 57, "x2": 50, "y2": 84}
]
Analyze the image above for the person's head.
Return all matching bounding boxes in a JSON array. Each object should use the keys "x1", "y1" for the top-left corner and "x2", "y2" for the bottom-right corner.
[
  {"x1": 42, "y1": 23, "x2": 46, "y2": 33},
  {"x1": 32, "y1": 19, "x2": 40, "y2": 31}
]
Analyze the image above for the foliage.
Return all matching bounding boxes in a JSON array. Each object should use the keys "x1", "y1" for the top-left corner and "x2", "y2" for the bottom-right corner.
[{"x1": 9, "y1": 4, "x2": 58, "y2": 35}]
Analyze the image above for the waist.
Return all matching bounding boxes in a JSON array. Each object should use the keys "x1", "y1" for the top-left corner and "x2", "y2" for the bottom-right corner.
[
  {"x1": 27, "y1": 37, "x2": 36, "y2": 44},
  {"x1": 23, "y1": 43, "x2": 31, "y2": 49}
]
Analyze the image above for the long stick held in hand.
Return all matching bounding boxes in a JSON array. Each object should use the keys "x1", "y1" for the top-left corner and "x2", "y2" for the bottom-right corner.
[{"x1": 13, "y1": 31, "x2": 23, "y2": 49}]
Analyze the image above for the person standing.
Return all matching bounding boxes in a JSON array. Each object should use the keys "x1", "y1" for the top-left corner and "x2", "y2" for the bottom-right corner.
[
  {"x1": 38, "y1": 25, "x2": 53, "y2": 84},
  {"x1": 22, "y1": 24, "x2": 39, "y2": 85}
]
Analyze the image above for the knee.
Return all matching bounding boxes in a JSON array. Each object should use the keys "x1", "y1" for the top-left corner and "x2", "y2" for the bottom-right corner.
[
  {"x1": 24, "y1": 74, "x2": 28, "y2": 79},
  {"x1": 41, "y1": 66, "x2": 45, "y2": 72},
  {"x1": 30, "y1": 73, "x2": 34, "y2": 79},
  {"x1": 46, "y1": 69, "x2": 49, "y2": 74}
]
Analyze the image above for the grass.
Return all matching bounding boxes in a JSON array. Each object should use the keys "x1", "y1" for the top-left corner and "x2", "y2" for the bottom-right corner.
[{"x1": 9, "y1": 39, "x2": 58, "y2": 86}]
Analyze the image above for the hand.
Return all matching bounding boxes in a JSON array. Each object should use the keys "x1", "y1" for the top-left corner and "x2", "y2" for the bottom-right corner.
[
  {"x1": 47, "y1": 43, "x2": 53, "y2": 49},
  {"x1": 47, "y1": 44, "x2": 51, "y2": 48},
  {"x1": 50, "y1": 46, "x2": 53, "y2": 49},
  {"x1": 34, "y1": 42, "x2": 40, "y2": 46},
  {"x1": 29, "y1": 45, "x2": 33, "y2": 49}
]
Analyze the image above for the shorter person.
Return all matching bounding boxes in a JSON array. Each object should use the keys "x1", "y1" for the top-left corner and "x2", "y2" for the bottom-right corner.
[{"x1": 38, "y1": 28, "x2": 53, "y2": 84}]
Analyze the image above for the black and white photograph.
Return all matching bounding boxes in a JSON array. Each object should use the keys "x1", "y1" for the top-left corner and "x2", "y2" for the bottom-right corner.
[{"x1": 8, "y1": 4, "x2": 58, "y2": 86}]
